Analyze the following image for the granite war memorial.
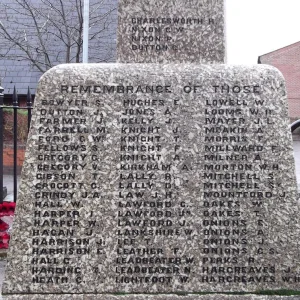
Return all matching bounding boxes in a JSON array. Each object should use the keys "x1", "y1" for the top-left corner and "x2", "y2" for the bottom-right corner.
[{"x1": 2, "y1": 0, "x2": 300, "y2": 299}]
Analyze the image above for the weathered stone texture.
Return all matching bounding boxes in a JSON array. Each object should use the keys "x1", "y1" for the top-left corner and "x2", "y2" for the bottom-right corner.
[
  {"x1": 2, "y1": 64, "x2": 299, "y2": 297},
  {"x1": 117, "y1": 0, "x2": 225, "y2": 63},
  {"x1": 3, "y1": 294, "x2": 300, "y2": 300}
]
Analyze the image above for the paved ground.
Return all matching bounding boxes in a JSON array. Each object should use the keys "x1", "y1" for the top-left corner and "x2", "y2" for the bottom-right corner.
[{"x1": 0, "y1": 141, "x2": 300, "y2": 297}]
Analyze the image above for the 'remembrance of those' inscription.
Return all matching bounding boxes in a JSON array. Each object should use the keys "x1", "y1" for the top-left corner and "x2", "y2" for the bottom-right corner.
[
  {"x1": 117, "y1": 0, "x2": 225, "y2": 63},
  {"x1": 2, "y1": 64, "x2": 300, "y2": 296}
]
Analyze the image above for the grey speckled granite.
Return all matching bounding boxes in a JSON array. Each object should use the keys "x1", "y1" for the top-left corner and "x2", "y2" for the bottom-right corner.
[
  {"x1": 2, "y1": 64, "x2": 299, "y2": 296},
  {"x1": 3, "y1": 295, "x2": 300, "y2": 300},
  {"x1": 117, "y1": 0, "x2": 225, "y2": 63}
]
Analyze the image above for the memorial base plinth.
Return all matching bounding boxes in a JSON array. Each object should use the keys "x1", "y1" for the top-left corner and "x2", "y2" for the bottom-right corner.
[{"x1": 2, "y1": 295, "x2": 300, "y2": 300}]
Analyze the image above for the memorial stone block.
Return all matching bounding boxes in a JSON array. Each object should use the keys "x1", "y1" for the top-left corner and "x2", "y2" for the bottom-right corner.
[
  {"x1": 117, "y1": 0, "x2": 225, "y2": 63},
  {"x1": 2, "y1": 295, "x2": 300, "y2": 300},
  {"x1": 2, "y1": 63, "x2": 300, "y2": 299}
]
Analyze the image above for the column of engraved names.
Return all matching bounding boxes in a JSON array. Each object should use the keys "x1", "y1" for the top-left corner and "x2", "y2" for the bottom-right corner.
[
  {"x1": 31, "y1": 97, "x2": 89, "y2": 285},
  {"x1": 130, "y1": 17, "x2": 216, "y2": 52},
  {"x1": 116, "y1": 94, "x2": 169, "y2": 285},
  {"x1": 164, "y1": 92, "x2": 196, "y2": 286},
  {"x1": 115, "y1": 88, "x2": 194, "y2": 287},
  {"x1": 201, "y1": 84, "x2": 266, "y2": 284},
  {"x1": 116, "y1": 95, "x2": 162, "y2": 285},
  {"x1": 239, "y1": 84, "x2": 278, "y2": 283},
  {"x1": 239, "y1": 85, "x2": 277, "y2": 283},
  {"x1": 83, "y1": 98, "x2": 110, "y2": 283}
]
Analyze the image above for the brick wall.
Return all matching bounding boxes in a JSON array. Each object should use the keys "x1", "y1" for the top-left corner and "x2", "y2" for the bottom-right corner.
[
  {"x1": 259, "y1": 42, "x2": 300, "y2": 122},
  {"x1": 3, "y1": 145, "x2": 25, "y2": 175}
]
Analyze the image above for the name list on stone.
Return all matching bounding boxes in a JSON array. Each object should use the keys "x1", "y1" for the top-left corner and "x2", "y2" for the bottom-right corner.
[
  {"x1": 129, "y1": 17, "x2": 216, "y2": 53},
  {"x1": 31, "y1": 80, "x2": 285, "y2": 289}
]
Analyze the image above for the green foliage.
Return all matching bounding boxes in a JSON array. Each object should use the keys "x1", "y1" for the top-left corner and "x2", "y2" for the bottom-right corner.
[{"x1": 3, "y1": 107, "x2": 28, "y2": 116}]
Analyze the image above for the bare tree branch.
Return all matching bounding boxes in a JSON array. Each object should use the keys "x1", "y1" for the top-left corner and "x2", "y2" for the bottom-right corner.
[{"x1": 0, "y1": 0, "x2": 117, "y2": 72}]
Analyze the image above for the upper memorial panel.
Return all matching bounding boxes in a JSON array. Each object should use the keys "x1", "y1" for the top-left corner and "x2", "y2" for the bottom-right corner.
[{"x1": 117, "y1": 0, "x2": 225, "y2": 63}]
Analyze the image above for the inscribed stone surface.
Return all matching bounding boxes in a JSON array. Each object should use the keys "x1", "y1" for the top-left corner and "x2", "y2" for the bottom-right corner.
[
  {"x1": 3, "y1": 295, "x2": 300, "y2": 300},
  {"x1": 2, "y1": 64, "x2": 299, "y2": 296},
  {"x1": 117, "y1": 0, "x2": 225, "y2": 63}
]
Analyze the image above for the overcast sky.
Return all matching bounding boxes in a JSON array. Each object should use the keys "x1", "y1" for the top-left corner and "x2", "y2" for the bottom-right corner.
[{"x1": 226, "y1": 0, "x2": 300, "y2": 64}]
